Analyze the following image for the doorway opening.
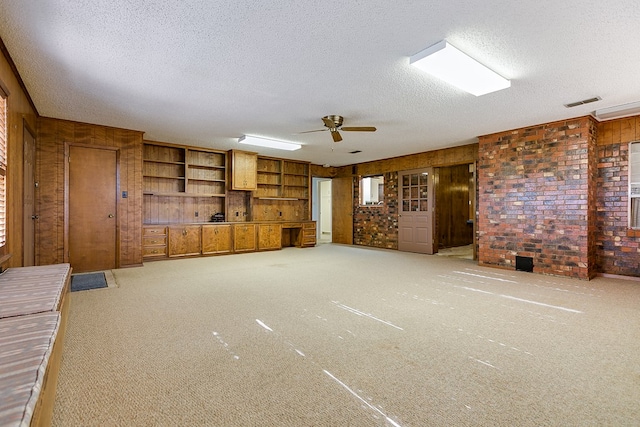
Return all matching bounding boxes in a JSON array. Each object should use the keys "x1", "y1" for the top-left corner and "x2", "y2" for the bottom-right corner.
[
  {"x1": 312, "y1": 177, "x2": 332, "y2": 243},
  {"x1": 434, "y1": 163, "x2": 476, "y2": 259}
]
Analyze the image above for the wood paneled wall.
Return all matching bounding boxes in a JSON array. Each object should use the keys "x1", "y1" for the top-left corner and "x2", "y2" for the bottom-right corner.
[
  {"x1": 0, "y1": 40, "x2": 38, "y2": 267},
  {"x1": 355, "y1": 143, "x2": 478, "y2": 176},
  {"x1": 36, "y1": 117, "x2": 144, "y2": 267}
]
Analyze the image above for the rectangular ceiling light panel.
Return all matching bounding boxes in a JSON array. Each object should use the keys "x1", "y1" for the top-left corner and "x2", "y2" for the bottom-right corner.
[
  {"x1": 238, "y1": 135, "x2": 301, "y2": 151},
  {"x1": 410, "y1": 40, "x2": 510, "y2": 96},
  {"x1": 594, "y1": 101, "x2": 640, "y2": 120}
]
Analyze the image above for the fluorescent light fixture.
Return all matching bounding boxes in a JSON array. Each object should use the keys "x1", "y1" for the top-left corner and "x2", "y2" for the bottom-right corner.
[
  {"x1": 410, "y1": 40, "x2": 510, "y2": 96},
  {"x1": 594, "y1": 101, "x2": 640, "y2": 120},
  {"x1": 238, "y1": 135, "x2": 301, "y2": 151}
]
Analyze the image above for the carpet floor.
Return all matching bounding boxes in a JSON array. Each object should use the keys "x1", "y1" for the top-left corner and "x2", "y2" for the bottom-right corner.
[{"x1": 53, "y1": 244, "x2": 640, "y2": 426}]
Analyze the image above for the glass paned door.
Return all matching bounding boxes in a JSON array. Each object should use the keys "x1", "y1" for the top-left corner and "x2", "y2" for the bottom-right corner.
[{"x1": 398, "y1": 168, "x2": 434, "y2": 254}]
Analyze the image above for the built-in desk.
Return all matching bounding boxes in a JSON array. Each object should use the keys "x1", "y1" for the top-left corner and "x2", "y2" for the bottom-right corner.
[{"x1": 281, "y1": 222, "x2": 316, "y2": 247}]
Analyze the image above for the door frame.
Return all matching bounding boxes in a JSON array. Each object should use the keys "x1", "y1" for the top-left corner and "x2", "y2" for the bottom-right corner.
[
  {"x1": 331, "y1": 176, "x2": 354, "y2": 245},
  {"x1": 64, "y1": 142, "x2": 121, "y2": 268},
  {"x1": 397, "y1": 167, "x2": 436, "y2": 254},
  {"x1": 23, "y1": 120, "x2": 36, "y2": 266},
  {"x1": 312, "y1": 177, "x2": 332, "y2": 243}
]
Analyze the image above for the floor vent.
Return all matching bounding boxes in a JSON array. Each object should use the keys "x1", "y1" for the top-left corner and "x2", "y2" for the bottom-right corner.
[{"x1": 515, "y1": 255, "x2": 534, "y2": 272}]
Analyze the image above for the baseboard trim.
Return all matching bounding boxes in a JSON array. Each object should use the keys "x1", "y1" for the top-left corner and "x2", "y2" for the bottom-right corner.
[{"x1": 597, "y1": 272, "x2": 640, "y2": 282}]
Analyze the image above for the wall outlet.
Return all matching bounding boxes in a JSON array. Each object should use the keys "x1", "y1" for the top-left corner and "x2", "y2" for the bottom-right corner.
[{"x1": 195, "y1": 211, "x2": 199, "y2": 217}]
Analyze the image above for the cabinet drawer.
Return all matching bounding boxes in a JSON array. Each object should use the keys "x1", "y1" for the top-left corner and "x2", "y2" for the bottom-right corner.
[
  {"x1": 303, "y1": 222, "x2": 316, "y2": 230},
  {"x1": 143, "y1": 226, "x2": 167, "y2": 236},
  {"x1": 143, "y1": 236, "x2": 166, "y2": 246},
  {"x1": 144, "y1": 246, "x2": 167, "y2": 257},
  {"x1": 281, "y1": 222, "x2": 302, "y2": 229}
]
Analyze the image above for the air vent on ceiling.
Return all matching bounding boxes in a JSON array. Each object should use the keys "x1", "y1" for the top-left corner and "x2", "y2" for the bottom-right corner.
[
  {"x1": 349, "y1": 150, "x2": 362, "y2": 154},
  {"x1": 564, "y1": 96, "x2": 601, "y2": 108}
]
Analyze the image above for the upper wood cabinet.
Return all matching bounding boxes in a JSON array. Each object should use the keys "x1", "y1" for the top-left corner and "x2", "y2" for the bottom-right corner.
[
  {"x1": 143, "y1": 142, "x2": 227, "y2": 197},
  {"x1": 229, "y1": 150, "x2": 258, "y2": 190}
]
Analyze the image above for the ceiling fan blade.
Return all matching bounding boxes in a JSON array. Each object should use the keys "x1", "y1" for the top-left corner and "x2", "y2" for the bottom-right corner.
[
  {"x1": 322, "y1": 117, "x2": 336, "y2": 128},
  {"x1": 341, "y1": 126, "x2": 377, "y2": 132},
  {"x1": 297, "y1": 129, "x2": 327, "y2": 134},
  {"x1": 331, "y1": 130, "x2": 343, "y2": 143}
]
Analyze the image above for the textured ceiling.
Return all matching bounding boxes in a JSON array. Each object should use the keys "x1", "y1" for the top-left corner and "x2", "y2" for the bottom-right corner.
[{"x1": 1, "y1": 1, "x2": 639, "y2": 166}]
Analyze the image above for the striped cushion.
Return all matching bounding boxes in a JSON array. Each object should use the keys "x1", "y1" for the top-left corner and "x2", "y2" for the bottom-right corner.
[
  {"x1": 0, "y1": 312, "x2": 60, "y2": 427},
  {"x1": 0, "y1": 264, "x2": 70, "y2": 319}
]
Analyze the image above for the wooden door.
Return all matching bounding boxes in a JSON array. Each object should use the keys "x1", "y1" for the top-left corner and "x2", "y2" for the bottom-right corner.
[
  {"x1": 436, "y1": 164, "x2": 474, "y2": 248},
  {"x1": 398, "y1": 168, "x2": 435, "y2": 254},
  {"x1": 202, "y1": 224, "x2": 232, "y2": 254},
  {"x1": 168, "y1": 225, "x2": 201, "y2": 257},
  {"x1": 332, "y1": 177, "x2": 353, "y2": 244},
  {"x1": 23, "y1": 125, "x2": 36, "y2": 266},
  {"x1": 68, "y1": 145, "x2": 118, "y2": 272}
]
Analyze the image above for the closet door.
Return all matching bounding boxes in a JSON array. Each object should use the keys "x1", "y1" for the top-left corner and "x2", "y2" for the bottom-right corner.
[
  {"x1": 332, "y1": 177, "x2": 353, "y2": 245},
  {"x1": 68, "y1": 145, "x2": 118, "y2": 272}
]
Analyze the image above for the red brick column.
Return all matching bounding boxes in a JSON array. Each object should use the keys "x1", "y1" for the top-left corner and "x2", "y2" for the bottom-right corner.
[{"x1": 478, "y1": 117, "x2": 597, "y2": 279}]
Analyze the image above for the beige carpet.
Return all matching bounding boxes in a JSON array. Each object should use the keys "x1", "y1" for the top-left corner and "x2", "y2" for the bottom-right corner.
[
  {"x1": 53, "y1": 244, "x2": 640, "y2": 426},
  {"x1": 436, "y1": 244, "x2": 473, "y2": 259}
]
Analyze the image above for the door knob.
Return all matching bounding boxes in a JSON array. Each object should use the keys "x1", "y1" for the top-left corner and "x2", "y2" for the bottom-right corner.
[{"x1": 108, "y1": 214, "x2": 114, "y2": 218}]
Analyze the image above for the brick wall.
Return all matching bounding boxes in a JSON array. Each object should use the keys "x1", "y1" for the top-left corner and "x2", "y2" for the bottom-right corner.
[
  {"x1": 596, "y1": 117, "x2": 640, "y2": 277},
  {"x1": 353, "y1": 172, "x2": 399, "y2": 249},
  {"x1": 478, "y1": 116, "x2": 597, "y2": 279}
]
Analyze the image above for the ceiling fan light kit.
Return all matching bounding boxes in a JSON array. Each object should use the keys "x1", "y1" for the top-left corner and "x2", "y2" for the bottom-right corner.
[
  {"x1": 300, "y1": 115, "x2": 377, "y2": 143},
  {"x1": 410, "y1": 40, "x2": 511, "y2": 96},
  {"x1": 238, "y1": 135, "x2": 301, "y2": 151}
]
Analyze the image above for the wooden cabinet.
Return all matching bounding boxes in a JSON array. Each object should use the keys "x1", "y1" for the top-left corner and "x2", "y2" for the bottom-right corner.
[
  {"x1": 301, "y1": 222, "x2": 317, "y2": 247},
  {"x1": 144, "y1": 142, "x2": 226, "y2": 197},
  {"x1": 144, "y1": 141, "x2": 227, "y2": 225},
  {"x1": 233, "y1": 223, "x2": 257, "y2": 252},
  {"x1": 143, "y1": 144, "x2": 186, "y2": 194},
  {"x1": 283, "y1": 160, "x2": 310, "y2": 199},
  {"x1": 143, "y1": 226, "x2": 167, "y2": 258},
  {"x1": 256, "y1": 157, "x2": 282, "y2": 198},
  {"x1": 185, "y1": 149, "x2": 226, "y2": 196},
  {"x1": 229, "y1": 150, "x2": 257, "y2": 190},
  {"x1": 256, "y1": 157, "x2": 310, "y2": 200},
  {"x1": 168, "y1": 225, "x2": 202, "y2": 257},
  {"x1": 202, "y1": 224, "x2": 232, "y2": 255},
  {"x1": 258, "y1": 224, "x2": 282, "y2": 250}
]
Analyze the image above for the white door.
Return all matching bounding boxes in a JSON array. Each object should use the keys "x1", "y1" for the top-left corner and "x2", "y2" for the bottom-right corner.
[{"x1": 398, "y1": 168, "x2": 435, "y2": 254}]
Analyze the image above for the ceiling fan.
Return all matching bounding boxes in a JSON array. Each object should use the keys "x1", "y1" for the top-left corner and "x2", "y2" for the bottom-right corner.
[{"x1": 300, "y1": 115, "x2": 376, "y2": 142}]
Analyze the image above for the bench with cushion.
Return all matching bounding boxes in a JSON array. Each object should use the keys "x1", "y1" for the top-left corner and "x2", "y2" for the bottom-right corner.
[{"x1": 0, "y1": 263, "x2": 71, "y2": 427}]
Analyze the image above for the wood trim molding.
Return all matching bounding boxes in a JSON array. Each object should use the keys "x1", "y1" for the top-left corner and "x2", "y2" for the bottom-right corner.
[
  {"x1": 0, "y1": 252, "x2": 12, "y2": 272},
  {"x1": 0, "y1": 35, "x2": 38, "y2": 115}
]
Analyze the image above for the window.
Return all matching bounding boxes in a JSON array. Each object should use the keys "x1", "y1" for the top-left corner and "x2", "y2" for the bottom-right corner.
[
  {"x1": 0, "y1": 84, "x2": 6, "y2": 247},
  {"x1": 630, "y1": 141, "x2": 640, "y2": 229},
  {"x1": 360, "y1": 175, "x2": 384, "y2": 206}
]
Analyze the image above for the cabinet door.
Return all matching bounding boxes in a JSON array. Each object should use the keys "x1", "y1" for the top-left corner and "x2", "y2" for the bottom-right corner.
[
  {"x1": 233, "y1": 224, "x2": 257, "y2": 252},
  {"x1": 168, "y1": 225, "x2": 202, "y2": 257},
  {"x1": 258, "y1": 224, "x2": 282, "y2": 250},
  {"x1": 230, "y1": 150, "x2": 258, "y2": 190},
  {"x1": 202, "y1": 224, "x2": 232, "y2": 254}
]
